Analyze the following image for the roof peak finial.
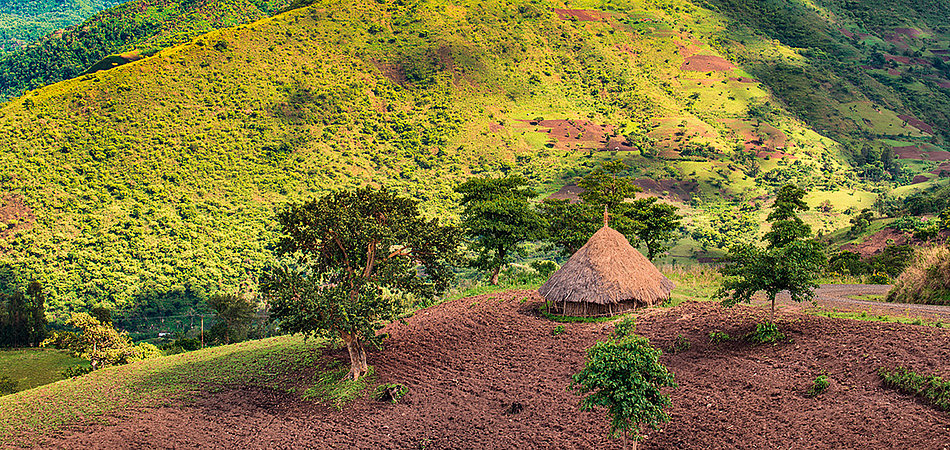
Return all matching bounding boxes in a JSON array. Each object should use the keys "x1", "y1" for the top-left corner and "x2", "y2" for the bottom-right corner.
[{"x1": 603, "y1": 205, "x2": 609, "y2": 228}]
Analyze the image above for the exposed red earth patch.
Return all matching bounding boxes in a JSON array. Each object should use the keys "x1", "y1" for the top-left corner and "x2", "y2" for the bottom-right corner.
[
  {"x1": 838, "y1": 28, "x2": 855, "y2": 38},
  {"x1": 893, "y1": 28, "x2": 923, "y2": 38},
  {"x1": 885, "y1": 55, "x2": 912, "y2": 64},
  {"x1": 0, "y1": 194, "x2": 34, "y2": 245},
  {"x1": 898, "y1": 115, "x2": 934, "y2": 134},
  {"x1": 933, "y1": 50, "x2": 950, "y2": 55},
  {"x1": 547, "y1": 179, "x2": 697, "y2": 204},
  {"x1": 912, "y1": 174, "x2": 931, "y2": 184},
  {"x1": 488, "y1": 122, "x2": 504, "y2": 133},
  {"x1": 553, "y1": 9, "x2": 608, "y2": 21},
  {"x1": 894, "y1": 145, "x2": 925, "y2": 159},
  {"x1": 931, "y1": 162, "x2": 950, "y2": 176},
  {"x1": 719, "y1": 119, "x2": 790, "y2": 156},
  {"x1": 887, "y1": 68, "x2": 900, "y2": 76},
  {"x1": 680, "y1": 54, "x2": 735, "y2": 71},
  {"x1": 840, "y1": 228, "x2": 912, "y2": 257},
  {"x1": 939, "y1": 80, "x2": 950, "y2": 89},
  {"x1": 31, "y1": 295, "x2": 950, "y2": 449},
  {"x1": 527, "y1": 119, "x2": 615, "y2": 151}
]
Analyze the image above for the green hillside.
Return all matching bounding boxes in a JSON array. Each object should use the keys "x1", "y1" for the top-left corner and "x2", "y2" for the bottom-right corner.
[
  {"x1": 1, "y1": 0, "x2": 945, "y2": 319},
  {"x1": 0, "y1": 0, "x2": 291, "y2": 101},
  {"x1": 0, "y1": 0, "x2": 122, "y2": 53}
]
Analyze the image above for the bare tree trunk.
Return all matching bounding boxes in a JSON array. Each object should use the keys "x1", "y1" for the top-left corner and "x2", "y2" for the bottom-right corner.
[
  {"x1": 490, "y1": 266, "x2": 501, "y2": 285},
  {"x1": 341, "y1": 332, "x2": 366, "y2": 380},
  {"x1": 770, "y1": 295, "x2": 776, "y2": 323}
]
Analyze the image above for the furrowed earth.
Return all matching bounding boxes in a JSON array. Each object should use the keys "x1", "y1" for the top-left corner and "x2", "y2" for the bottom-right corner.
[{"x1": 22, "y1": 291, "x2": 950, "y2": 449}]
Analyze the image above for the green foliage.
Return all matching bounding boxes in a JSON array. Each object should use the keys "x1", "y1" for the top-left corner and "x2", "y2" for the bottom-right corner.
[
  {"x1": 302, "y1": 362, "x2": 374, "y2": 409},
  {"x1": 708, "y1": 330, "x2": 731, "y2": 344},
  {"x1": 551, "y1": 324, "x2": 565, "y2": 336},
  {"x1": 718, "y1": 184, "x2": 825, "y2": 322},
  {"x1": 886, "y1": 246, "x2": 950, "y2": 305},
  {"x1": 0, "y1": 281, "x2": 47, "y2": 348},
  {"x1": 261, "y1": 187, "x2": 460, "y2": 379},
  {"x1": 848, "y1": 209, "x2": 874, "y2": 237},
  {"x1": 373, "y1": 382, "x2": 408, "y2": 403},
  {"x1": 745, "y1": 322, "x2": 787, "y2": 345},
  {"x1": 455, "y1": 176, "x2": 543, "y2": 284},
  {"x1": 805, "y1": 374, "x2": 830, "y2": 398},
  {"x1": 206, "y1": 293, "x2": 259, "y2": 344},
  {"x1": 541, "y1": 161, "x2": 680, "y2": 260},
  {"x1": 0, "y1": 0, "x2": 290, "y2": 100},
  {"x1": 0, "y1": 0, "x2": 122, "y2": 53},
  {"x1": 43, "y1": 312, "x2": 161, "y2": 370},
  {"x1": 570, "y1": 332, "x2": 677, "y2": 443},
  {"x1": 0, "y1": 375, "x2": 15, "y2": 395},
  {"x1": 667, "y1": 334, "x2": 691, "y2": 354},
  {"x1": 879, "y1": 366, "x2": 950, "y2": 411}
]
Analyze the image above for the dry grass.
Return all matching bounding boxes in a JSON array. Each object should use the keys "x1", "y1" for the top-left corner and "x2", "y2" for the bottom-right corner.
[{"x1": 886, "y1": 246, "x2": 950, "y2": 305}]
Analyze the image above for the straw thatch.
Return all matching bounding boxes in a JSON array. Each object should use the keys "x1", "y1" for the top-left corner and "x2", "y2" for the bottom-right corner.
[{"x1": 539, "y1": 226, "x2": 674, "y2": 317}]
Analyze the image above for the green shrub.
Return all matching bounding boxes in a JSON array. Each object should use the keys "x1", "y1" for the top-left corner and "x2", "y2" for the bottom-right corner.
[
  {"x1": 372, "y1": 383, "x2": 408, "y2": 404},
  {"x1": 745, "y1": 322, "x2": 787, "y2": 345},
  {"x1": 62, "y1": 364, "x2": 93, "y2": 379},
  {"x1": 0, "y1": 376, "x2": 17, "y2": 395},
  {"x1": 708, "y1": 330, "x2": 732, "y2": 344},
  {"x1": 879, "y1": 366, "x2": 950, "y2": 411},
  {"x1": 551, "y1": 325, "x2": 566, "y2": 336},
  {"x1": 805, "y1": 374, "x2": 830, "y2": 398}
]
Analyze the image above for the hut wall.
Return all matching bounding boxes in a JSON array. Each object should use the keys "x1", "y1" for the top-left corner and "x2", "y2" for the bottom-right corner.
[{"x1": 558, "y1": 300, "x2": 641, "y2": 318}]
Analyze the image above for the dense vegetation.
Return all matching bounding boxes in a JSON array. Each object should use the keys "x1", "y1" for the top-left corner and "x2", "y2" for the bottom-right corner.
[
  {"x1": 0, "y1": 0, "x2": 121, "y2": 54},
  {"x1": 0, "y1": 0, "x2": 946, "y2": 323},
  {"x1": 0, "y1": 0, "x2": 290, "y2": 100}
]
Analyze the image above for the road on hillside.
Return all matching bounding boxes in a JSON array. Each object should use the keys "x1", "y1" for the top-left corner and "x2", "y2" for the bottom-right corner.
[{"x1": 755, "y1": 284, "x2": 950, "y2": 322}]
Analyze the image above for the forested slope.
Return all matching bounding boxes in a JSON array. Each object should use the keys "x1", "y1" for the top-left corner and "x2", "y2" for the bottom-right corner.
[
  {"x1": 0, "y1": 0, "x2": 291, "y2": 100},
  {"x1": 0, "y1": 0, "x2": 945, "y2": 319},
  {"x1": 0, "y1": 0, "x2": 122, "y2": 53}
]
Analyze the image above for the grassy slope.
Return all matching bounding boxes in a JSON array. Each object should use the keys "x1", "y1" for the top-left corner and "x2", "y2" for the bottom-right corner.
[
  {"x1": 0, "y1": 348, "x2": 86, "y2": 393},
  {"x1": 0, "y1": 334, "x2": 326, "y2": 442},
  {"x1": 1, "y1": 0, "x2": 934, "y2": 316},
  {"x1": 0, "y1": 0, "x2": 291, "y2": 101},
  {"x1": 0, "y1": 0, "x2": 122, "y2": 52}
]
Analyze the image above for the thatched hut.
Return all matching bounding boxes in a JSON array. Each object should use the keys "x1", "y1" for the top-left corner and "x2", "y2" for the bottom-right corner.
[{"x1": 539, "y1": 225, "x2": 674, "y2": 317}]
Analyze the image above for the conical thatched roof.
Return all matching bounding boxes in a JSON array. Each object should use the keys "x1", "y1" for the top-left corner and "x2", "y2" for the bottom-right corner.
[{"x1": 539, "y1": 226, "x2": 674, "y2": 307}]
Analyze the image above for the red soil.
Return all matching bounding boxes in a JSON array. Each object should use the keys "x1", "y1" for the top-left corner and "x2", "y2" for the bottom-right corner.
[
  {"x1": 885, "y1": 54, "x2": 912, "y2": 64},
  {"x1": 0, "y1": 194, "x2": 34, "y2": 248},
  {"x1": 838, "y1": 28, "x2": 855, "y2": 38},
  {"x1": 530, "y1": 119, "x2": 615, "y2": 151},
  {"x1": 719, "y1": 119, "x2": 790, "y2": 156},
  {"x1": 898, "y1": 115, "x2": 934, "y2": 134},
  {"x1": 839, "y1": 228, "x2": 911, "y2": 257},
  {"x1": 912, "y1": 174, "x2": 931, "y2": 184},
  {"x1": 31, "y1": 294, "x2": 950, "y2": 449},
  {"x1": 680, "y1": 54, "x2": 735, "y2": 72},
  {"x1": 553, "y1": 9, "x2": 607, "y2": 21},
  {"x1": 547, "y1": 179, "x2": 696, "y2": 204},
  {"x1": 894, "y1": 145, "x2": 925, "y2": 159},
  {"x1": 893, "y1": 28, "x2": 923, "y2": 38},
  {"x1": 887, "y1": 68, "x2": 900, "y2": 76}
]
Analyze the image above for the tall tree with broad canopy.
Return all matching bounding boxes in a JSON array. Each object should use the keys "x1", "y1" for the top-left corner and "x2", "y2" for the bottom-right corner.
[
  {"x1": 454, "y1": 176, "x2": 543, "y2": 285},
  {"x1": 541, "y1": 161, "x2": 680, "y2": 260},
  {"x1": 261, "y1": 187, "x2": 460, "y2": 380},
  {"x1": 717, "y1": 184, "x2": 826, "y2": 323},
  {"x1": 571, "y1": 318, "x2": 677, "y2": 450}
]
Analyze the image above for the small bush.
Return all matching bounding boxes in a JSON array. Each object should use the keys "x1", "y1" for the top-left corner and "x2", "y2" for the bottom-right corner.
[
  {"x1": 805, "y1": 374, "x2": 830, "y2": 398},
  {"x1": 708, "y1": 330, "x2": 731, "y2": 344},
  {"x1": 879, "y1": 366, "x2": 950, "y2": 411},
  {"x1": 746, "y1": 322, "x2": 786, "y2": 345},
  {"x1": 667, "y1": 334, "x2": 691, "y2": 354},
  {"x1": 612, "y1": 317, "x2": 637, "y2": 339},
  {"x1": 62, "y1": 364, "x2": 93, "y2": 378},
  {"x1": 552, "y1": 325, "x2": 566, "y2": 336},
  {"x1": 373, "y1": 383, "x2": 408, "y2": 404},
  {"x1": 0, "y1": 376, "x2": 18, "y2": 395},
  {"x1": 887, "y1": 246, "x2": 950, "y2": 305}
]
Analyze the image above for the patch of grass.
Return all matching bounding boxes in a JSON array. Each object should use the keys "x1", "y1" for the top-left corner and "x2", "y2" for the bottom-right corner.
[
  {"x1": 551, "y1": 324, "x2": 566, "y2": 336},
  {"x1": 303, "y1": 362, "x2": 374, "y2": 410},
  {"x1": 666, "y1": 334, "x2": 691, "y2": 354},
  {"x1": 879, "y1": 366, "x2": 950, "y2": 411},
  {"x1": 805, "y1": 374, "x2": 830, "y2": 398},
  {"x1": 807, "y1": 307, "x2": 948, "y2": 328},
  {"x1": 661, "y1": 264, "x2": 723, "y2": 306},
  {"x1": 0, "y1": 349, "x2": 87, "y2": 394},
  {"x1": 372, "y1": 382, "x2": 408, "y2": 404},
  {"x1": 0, "y1": 334, "x2": 327, "y2": 443}
]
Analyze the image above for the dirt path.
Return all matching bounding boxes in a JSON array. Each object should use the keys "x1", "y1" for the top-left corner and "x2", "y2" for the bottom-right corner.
[{"x1": 757, "y1": 284, "x2": 950, "y2": 322}]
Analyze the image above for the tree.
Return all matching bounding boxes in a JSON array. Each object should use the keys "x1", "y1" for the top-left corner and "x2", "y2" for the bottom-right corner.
[
  {"x1": 46, "y1": 312, "x2": 161, "y2": 370},
  {"x1": 26, "y1": 281, "x2": 47, "y2": 348},
  {"x1": 847, "y1": 208, "x2": 874, "y2": 237},
  {"x1": 718, "y1": 184, "x2": 826, "y2": 323},
  {"x1": 541, "y1": 161, "x2": 680, "y2": 260},
  {"x1": 455, "y1": 176, "x2": 543, "y2": 285},
  {"x1": 206, "y1": 293, "x2": 256, "y2": 344},
  {"x1": 571, "y1": 318, "x2": 677, "y2": 449},
  {"x1": 261, "y1": 187, "x2": 460, "y2": 380}
]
